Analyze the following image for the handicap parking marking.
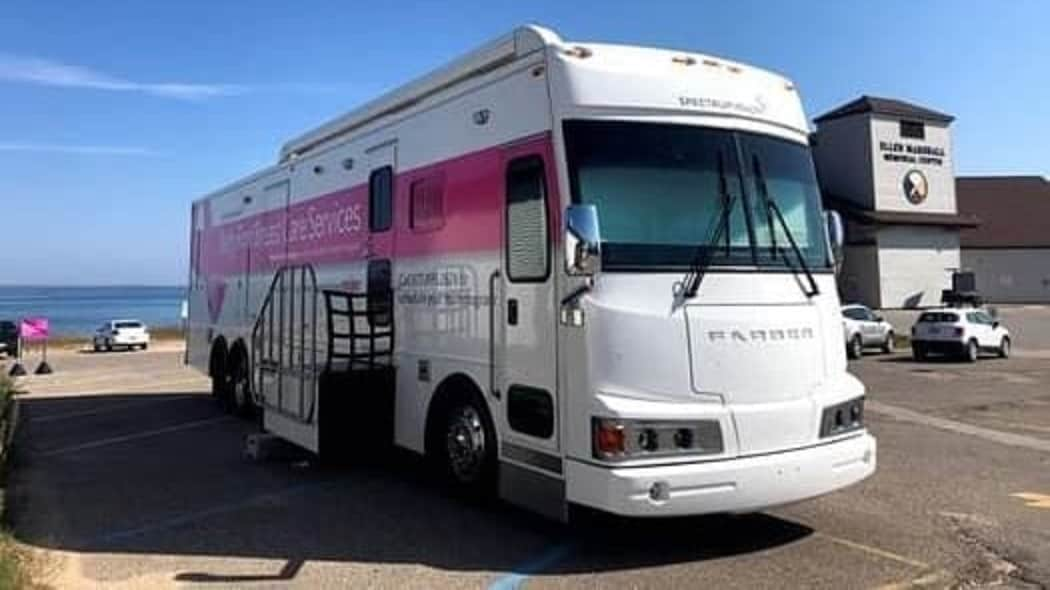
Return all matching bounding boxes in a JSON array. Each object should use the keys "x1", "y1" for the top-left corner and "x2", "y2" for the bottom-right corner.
[
  {"x1": 1011, "y1": 492, "x2": 1050, "y2": 509},
  {"x1": 488, "y1": 542, "x2": 575, "y2": 590}
]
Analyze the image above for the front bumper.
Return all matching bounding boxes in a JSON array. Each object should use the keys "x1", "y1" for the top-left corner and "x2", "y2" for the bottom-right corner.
[{"x1": 566, "y1": 432, "x2": 876, "y2": 517}]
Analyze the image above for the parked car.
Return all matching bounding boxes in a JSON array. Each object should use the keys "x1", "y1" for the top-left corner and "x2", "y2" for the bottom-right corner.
[
  {"x1": 93, "y1": 320, "x2": 151, "y2": 352},
  {"x1": 0, "y1": 321, "x2": 18, "y2": 358},
  {"x1": 841, "y1": 304, "x2": 895, "y2": 359},
  {"x1": 910, "y1": 308, "x2": 1010, "y2": 362}
]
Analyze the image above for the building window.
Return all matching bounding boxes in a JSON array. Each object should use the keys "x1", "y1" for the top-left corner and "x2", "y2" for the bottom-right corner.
[
  {"x1": 369, "y1": 166, "x2": 393, "y2": 232},
  {"x1": 410, "y1": 176, "x2": 445, "y2": 232},
  {"x1": 900, "y1": 120, "x2": 925, "y2": 140},
  {"x1": 505, "y1": 155, "x2": 550, "y2": 282}
]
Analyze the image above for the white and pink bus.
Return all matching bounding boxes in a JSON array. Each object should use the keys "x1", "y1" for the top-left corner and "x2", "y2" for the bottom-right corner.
[{"x1": 187, "y1": 25, "x2": 875, "y2": 520}]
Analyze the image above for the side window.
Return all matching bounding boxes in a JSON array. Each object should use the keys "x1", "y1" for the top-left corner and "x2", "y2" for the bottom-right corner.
[
  {"x1": 508, "y1": 385, "x2": 554, "y2": 438},
  {"x1": 966, "y1": 312, "x2": 980, "y2": 324},
  {"x1": 410, "y1": 175, "x2": 445, "y2": 232},
  {"x1": 369, "y1": 166, "x2": 393, "y2": 232},
  {"x1": 505, "y1": 156, "x2": 550, "y2": 282}
]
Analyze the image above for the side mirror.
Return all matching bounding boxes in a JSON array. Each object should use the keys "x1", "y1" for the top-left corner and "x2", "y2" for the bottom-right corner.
[
  {"x1": 874, "y1": 315, "x2": 884, "y2": 323},
  {"x1": 993, "y1": 321, "x2": 1000, "y2": 329},
  {"x1": 565, "y1": 204, "x2": 601, "y2": 276},
  {"x1": 825, "y1": 210, "x2": 844, "y2": 265}
]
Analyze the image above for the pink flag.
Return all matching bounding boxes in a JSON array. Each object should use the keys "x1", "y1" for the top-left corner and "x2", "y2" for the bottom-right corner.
[{"x1": 20, "y1": 317, "x2": 49, "y2": 342}]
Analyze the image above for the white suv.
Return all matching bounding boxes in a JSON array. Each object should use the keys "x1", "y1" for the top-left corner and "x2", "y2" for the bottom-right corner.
[
  {"x1": 911, "y1": 308, "x2": 1010, "y2": 362},
  {"x1": 842, "y1": 304, "x2": 895, "y2": 359},
  {"x1": 93, "y1": 320, "x2": 151, "y2": 352}
]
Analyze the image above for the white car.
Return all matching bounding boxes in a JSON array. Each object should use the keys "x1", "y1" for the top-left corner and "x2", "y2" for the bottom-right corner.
[
  {"x1": 841, "y1": 304, "x2": 895, "y2": 359},
  {"x1": 93, "y1": 320, "x2": 151, "y2": 352},
  {"x1": 910, "y1": 308, "x2": 1010, "y2": 362}
]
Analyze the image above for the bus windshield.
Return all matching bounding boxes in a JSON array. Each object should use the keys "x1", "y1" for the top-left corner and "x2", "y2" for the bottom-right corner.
[{"x1": 563, "y1": 120, "x2": 831, "y2": 272}]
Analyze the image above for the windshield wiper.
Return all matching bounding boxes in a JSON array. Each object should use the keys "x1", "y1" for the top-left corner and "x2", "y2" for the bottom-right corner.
[
  {"x1": 681, "y1": 152, "x2": 735, "y2": 298},
  {"x1": 751, "y1": 155, "x2": 820, "y2": 298}
]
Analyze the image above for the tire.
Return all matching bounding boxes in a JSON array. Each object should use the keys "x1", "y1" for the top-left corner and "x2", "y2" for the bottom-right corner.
[
  {"x1": 912, "y1": 344, "x2": 927, "y2": 361},
  {"x1": 439, "y1": 396, "x2": 497, "y2": 496},
  {"x1": 105, "y1": 339, "x2": 113, "y2": 352},
  {"x1": 964, "y1": 339, "x2": 979, "y2": 363},
  {"x1": 847, "y1": 335, "x2": 863, "y2": 360},
  {"x1": 229, "y1": 356, "x2": 254, "y2": 418},
  {"x1": 211, "y1": 366, "x2": 233, "y2": 412},
  {"x1": 93, "y1": 342, "x2": 102, "y2": 353},
  {"x1": 142, "y1": 343, "x2": 148, "y2": 351},
  {"x1": 881, "y1": 331, "x2": 895, "y2": 354},
  {"x1": 999, "y1": 337, "x2": 1010, "y2": 359}
]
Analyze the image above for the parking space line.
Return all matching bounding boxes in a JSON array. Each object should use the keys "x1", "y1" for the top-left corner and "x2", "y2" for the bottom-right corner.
[
  {"x1": 99, "y1": 482, "x2": 323, "y2": 544},
  {"x1": 35, "y1": 415, "x2": 234, "y2": 457},
  {"x1": 31, "y1": 395, "x2": 198, "y2": 423},
  {"x1": 488, "y1": 542, "x2": 575, "y2": 590},
  {"x1": 875, "y1": 569, "x2": 952, "y2": 590},
  {"x1": 867, "y1": 400, "x2": 1050, "y2": 453},
  {"x1": 814, "y1": 532, "x2": 929, "y2": 569}
]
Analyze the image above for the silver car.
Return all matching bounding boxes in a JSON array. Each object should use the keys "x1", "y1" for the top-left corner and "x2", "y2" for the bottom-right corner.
[{"x1": 842, "y1": 304, "x2": 895, "y2": 359}]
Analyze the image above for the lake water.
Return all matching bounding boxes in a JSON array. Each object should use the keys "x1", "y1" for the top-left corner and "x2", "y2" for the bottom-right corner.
[{"x1": 0, "y1": 286, "x2": 185, "y2": 336}]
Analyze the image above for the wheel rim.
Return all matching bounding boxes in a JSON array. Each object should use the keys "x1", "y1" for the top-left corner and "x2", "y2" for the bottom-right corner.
[
  {"x1": 885, "y1": 334, "x2": 895, "y2": 351},
  {"x1": 853, "y1": 337, "x2": 862, "y2": 357},
  {"x1": 1002, "y1": 339, "x2": 1010, "y2": 356},
  {"x1": 445, "y1": 405, "x2": 487, "y2": 483},
  {"x1": 969, "y1": 341, "x2": 978, "y2": 360}
]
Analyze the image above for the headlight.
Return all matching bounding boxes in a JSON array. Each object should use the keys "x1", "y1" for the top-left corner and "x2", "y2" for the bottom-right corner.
[
  {"x1": 592, "y1": 417, "x2": 723, "y2": 461},
  {"x1": 820, "y1": 397, "x2": 865, "y2": 438}
]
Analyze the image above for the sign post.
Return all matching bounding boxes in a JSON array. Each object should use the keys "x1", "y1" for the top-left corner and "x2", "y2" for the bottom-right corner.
[
  {"x1": 6, "y1": 332, "x2": 26, "y2": 377},
  {"x1": 20, "y1": 318, "x2": 52, "y2": 375}
]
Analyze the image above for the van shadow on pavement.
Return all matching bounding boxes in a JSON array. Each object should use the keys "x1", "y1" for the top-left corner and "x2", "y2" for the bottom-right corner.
[{"x1": 6, "y1": 391, "x2": 813, "y2": 581}]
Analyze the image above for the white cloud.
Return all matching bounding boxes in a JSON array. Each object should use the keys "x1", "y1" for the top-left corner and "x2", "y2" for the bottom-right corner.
[
  {"x1": 0, "y1": 53, "x2": 242, "y2": 100},
  {"x1": 0, "y1": 142, "x2": 158, "y2": 156}
]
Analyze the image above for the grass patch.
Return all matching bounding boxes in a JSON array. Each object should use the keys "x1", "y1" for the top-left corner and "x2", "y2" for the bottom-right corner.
[{"x1": 0, "y1": 532, "x2": 45, "y2": 590}]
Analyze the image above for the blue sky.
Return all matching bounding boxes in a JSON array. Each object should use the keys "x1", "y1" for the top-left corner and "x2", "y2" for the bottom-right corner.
[{"x1": 1, "y1": 1, "x2": 1047, "y2": 285}]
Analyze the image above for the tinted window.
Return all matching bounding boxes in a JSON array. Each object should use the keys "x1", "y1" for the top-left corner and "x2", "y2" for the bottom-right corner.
[
  {"x1": 369, "y1": 166, "x2": 393, "y2": 232},
  {"x1": 564, "y1": 120, "x2": 750, "y2": 270},
  {"x1": 507, "y1": 385, "x2": 554, "y2": 438},
  {"x1": 505, "y1": 156, "x2": 549, "y2": 282},
  {"x1": 410, "y1": 176, "x2": 445, "y2": 232},
  {"x1": 843, "y1": 308, "x2": 869, "y2": 321},
  {"x1": 115, "y1": 321, "x2": 143, "y2": 329},
  {"x1": 900, "y1": 120, "x2": 925, "y2": 140},
  {"x1": 739, "y1": 133, "x2": 830, "y2": 267},
  {"x1": 919, "y1": 312, "x2": 959, "y2": 323}
]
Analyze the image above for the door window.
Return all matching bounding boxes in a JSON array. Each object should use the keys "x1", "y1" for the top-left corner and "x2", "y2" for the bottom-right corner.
[
  {"x1": 505, "y1": 156, "x2": 550, "y2": 282},
  {"x1": 369, "y1": 166, "x2": 393, "y2": 232}
]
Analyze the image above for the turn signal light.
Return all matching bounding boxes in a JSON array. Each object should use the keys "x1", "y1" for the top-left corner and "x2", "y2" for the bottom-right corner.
[{"x1": 593, "y1": 419, "x2": 626, "y2": 458}]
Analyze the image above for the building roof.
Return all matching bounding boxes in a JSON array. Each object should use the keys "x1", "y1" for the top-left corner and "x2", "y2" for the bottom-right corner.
[
  {"x1": 824, "y1": 195, "x2": 979, "y2": 228},
  {"x1": 957, "y1": 176, "x2": 1050, "y2": 248},
  {"x1": 814, "y1": 95, "x2": 954, "y2": 125}
]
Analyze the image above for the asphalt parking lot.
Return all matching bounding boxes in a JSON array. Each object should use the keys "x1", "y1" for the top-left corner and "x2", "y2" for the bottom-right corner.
[{"x1": 3, "y1": 346, "x2": 1049, "y2": 589}]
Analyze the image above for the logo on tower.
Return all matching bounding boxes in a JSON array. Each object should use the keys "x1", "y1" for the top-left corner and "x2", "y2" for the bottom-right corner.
[{"x1": 903, "y1": 169, "x2": 928, "y2": 205}]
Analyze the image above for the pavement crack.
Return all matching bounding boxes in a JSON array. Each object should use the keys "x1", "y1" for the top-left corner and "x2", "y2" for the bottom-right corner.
[{"x1": 941, "y1": 513, "x2": 1043, "y2": 589}]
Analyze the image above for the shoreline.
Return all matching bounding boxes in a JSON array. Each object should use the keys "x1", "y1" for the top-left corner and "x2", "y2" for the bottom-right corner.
[{"x1": 15, "y1": 326, "x2": 185, "y2": 352}]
